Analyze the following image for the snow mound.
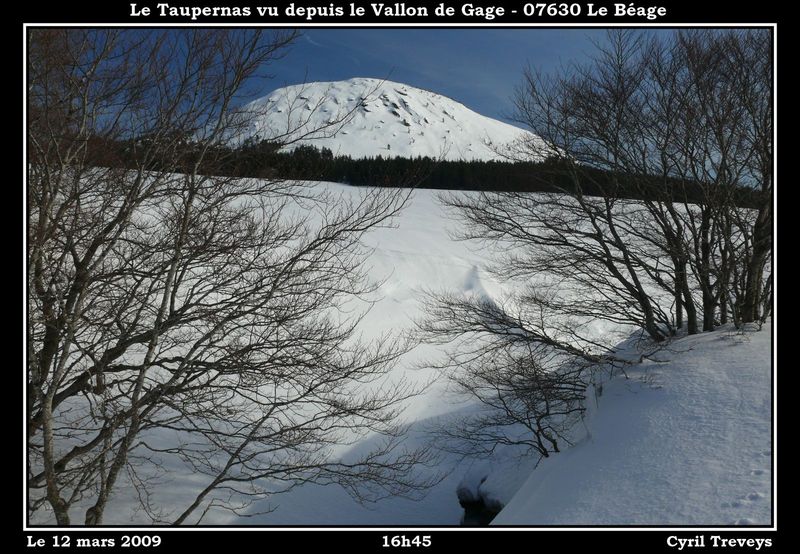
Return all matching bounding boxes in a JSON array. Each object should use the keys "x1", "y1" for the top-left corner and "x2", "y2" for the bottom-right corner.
[
  {"x1": 233, "y1": 77, "x2": 540, "y2": 161},
  {"x1": 493, "y1": 324, "x2": 773, "y2": 526}
]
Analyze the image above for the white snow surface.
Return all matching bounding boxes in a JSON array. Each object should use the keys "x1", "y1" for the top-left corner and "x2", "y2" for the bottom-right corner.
[
  {"x1": 234, "y1": 77, "x2": 537, "y2": 161},
  {"x1": 493, "y1": 324, "x2": 773, "y2": 526},
  {"x1": 42, "y1": 182, "x2": 771, "y2": 526}
]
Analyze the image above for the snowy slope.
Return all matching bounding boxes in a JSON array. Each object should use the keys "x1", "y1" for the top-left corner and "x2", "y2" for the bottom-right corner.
[
  {"x1": 210, "y1": 185, "x2": 516, "y2": 525},
  {"x1": 493, "y1": 323, "x2": 773, "y2": 526},
  {"x1": 199, "y1": 185, "x2": 770, "y2": 526},
  {"x1": 47, "y1": 182, "x2": 771, "y2": 526},
  {"x1": 234, "y1": 78, "x2": 537, "y2": 161},
  {"x1": 73, "y1": 183, "x2": 514, "y2": 526}
]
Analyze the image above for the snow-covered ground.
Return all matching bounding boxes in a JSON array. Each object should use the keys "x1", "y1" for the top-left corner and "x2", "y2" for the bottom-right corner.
[
  {"x1": 37, "y1": 182, "x2": 772, "y2": 526},
  {"x1": 251, "y1": 185, "x2": 773, "y2": 527},
  {"x1": 493, "y1": 324, "x2": 773, "y2": 526},
  {"x1": 214, "y1": 184, "x2": 775, "y2": 526},
  {"x1": 233, "y1": 78, "x2": 538, "y2": 161}
]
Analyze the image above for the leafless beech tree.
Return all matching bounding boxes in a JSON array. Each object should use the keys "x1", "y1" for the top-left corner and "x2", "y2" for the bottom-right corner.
[
  {"x1": 418, "y1": 293, "x2": 611, "y2": 460},
  {"x1": 27, "y1": 29, "x2": 434, "y2": 526},
  {"x1": 505, "y1": 29, "x2": 772, "y2": 333},
  {"x1": 422, "y1": 29, "x2": 772, "y2": 461}
]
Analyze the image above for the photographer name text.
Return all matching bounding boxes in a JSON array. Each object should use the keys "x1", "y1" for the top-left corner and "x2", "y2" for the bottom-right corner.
[{"x1": 667, "y1": 535, "x2": 773, "y2": 551}]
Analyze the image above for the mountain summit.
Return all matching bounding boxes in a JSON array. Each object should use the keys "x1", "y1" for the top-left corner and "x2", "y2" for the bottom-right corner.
[{"x1": 234, "y1": 78, "x2": 537, "y2": 161}]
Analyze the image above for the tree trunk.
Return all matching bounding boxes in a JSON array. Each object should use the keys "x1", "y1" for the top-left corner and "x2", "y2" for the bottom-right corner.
[
  {"x1": 42, "y1": 401, "x2": 71, "y2": 525},
  {"x1": 720, "y1": 296, "x2": 728, "y2": 325},
  {"x1": 702, "y1": 290, "x2": 716, "y2": 332},
  {"x1": 739, "y1": 193, "x2": 771, "y2": 323},
  {"x1": 676, "y1": 261, "x2": 698, "y2": 335}
]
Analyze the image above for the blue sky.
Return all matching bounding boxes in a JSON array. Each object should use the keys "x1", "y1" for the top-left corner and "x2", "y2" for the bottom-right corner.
[{"x1": 258, "y1": 29, "x2": 614, "y2": 125}]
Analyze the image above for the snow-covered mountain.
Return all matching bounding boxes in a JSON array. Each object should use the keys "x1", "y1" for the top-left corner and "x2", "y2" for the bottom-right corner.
[{"x1": 233, "y1": 77, "x2": 537, "y2": 161}]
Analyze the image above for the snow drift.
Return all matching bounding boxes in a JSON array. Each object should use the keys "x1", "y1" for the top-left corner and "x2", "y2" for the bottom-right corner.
[{"x1": 493, "y1": 323, "x2": 772, "y2": 526}]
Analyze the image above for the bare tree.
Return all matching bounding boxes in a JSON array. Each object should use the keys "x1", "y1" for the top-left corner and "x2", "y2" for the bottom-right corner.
[
  {"x1": 421, "y1": 29, "x2": 771, "y2": 462},
  {"x1": 502, "y1": 29, "x2": 771, "y2": 335},
  {"x1": 27, "y1": 29, "x2": 433, "y2": 526},
  {"x1": 635, "y1": 30, "x2": 773, "y2": 329},
  {"x1": 418, "y1": 292, "x2": 607, "y2": 460}
]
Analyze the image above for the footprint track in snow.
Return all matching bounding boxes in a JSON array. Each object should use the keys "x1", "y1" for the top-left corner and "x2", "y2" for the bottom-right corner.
[{"x1": 722, "y1": 491, "x2": 766, "y2": 509}]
